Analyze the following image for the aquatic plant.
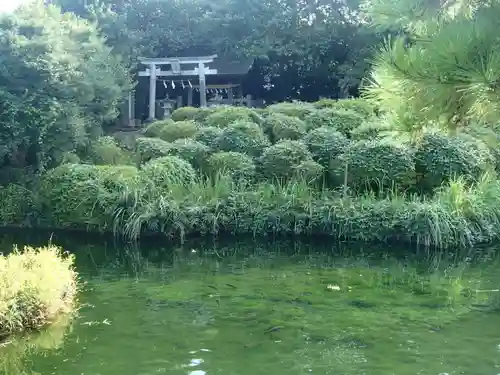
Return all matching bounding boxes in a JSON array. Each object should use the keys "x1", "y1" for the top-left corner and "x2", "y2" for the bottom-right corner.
[{"x1": 0, "y1": 245, "x2": 77, "y2": 339}]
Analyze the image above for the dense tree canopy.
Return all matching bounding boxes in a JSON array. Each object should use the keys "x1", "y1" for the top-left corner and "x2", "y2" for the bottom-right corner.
[
  {"x1": 48, "y1": 0, "x2": 379, "y2": 102},
  {"x1": 0, "y1": 1, "x2": 131, "y2": 171}
]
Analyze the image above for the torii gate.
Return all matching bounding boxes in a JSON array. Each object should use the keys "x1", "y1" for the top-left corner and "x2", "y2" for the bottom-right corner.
[{"x1": 138, "y1": 55, "x2": 218, "y2": 121}]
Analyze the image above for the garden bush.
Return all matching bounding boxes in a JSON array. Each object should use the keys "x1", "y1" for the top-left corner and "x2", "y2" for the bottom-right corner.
[
  {"x1": 170, "y1": 106, "x2": 202, "y2": 122},
  {"x1": 0, "y1": 245, "x2": 77, "y2": 338},
  {"x1": 293, "y1": 160, "x2": 325, "y2": 183},
  {"x1": 415, "y1": 132, "x2": 489, "y2": 192},
  {"x1": 135, "y1": 137, "x2": 172, "y2": 164},
  {"x1": 61, "y1": 152, "x2": 81, "y2": 164},
  {"x1": 168, "y1": 138, "x2": 210, "y2": 169},
  {"x1": 204, "y1": 106, "x2": 262, "y2": 128},
  {"x1": 267, "y1": 101, "x2": 315, "y2": 119},
  {"x1": 314, "y1": 98, "x2": 376, "y2": 118},
  {"x1": 305, "y1": 109, "x2": 364, "y2": 136},
  {"x1": 87, "y1": 136, "x2": 133, "y2": 165},
  {"x1": 258, "y1": 140, "x2": 313, "y2": 180},
  {"x1": 303, "y1": 127, "x2": 349, "y2": 167},
  {"x1": 459, "y1": 125, "x2": 500, "y2": 170},
  {"x1": 144, "y1": 119, "x2": 174, "y2": 138},
  {"x1": 331, "y1": 139, "x2": 416, "y2": 191},
  {"x1": 0, "y1": 184, "x2": 36, "y2": 225},
  {"x1": 263, "y1": 113, "x2": 307, "y2": 142},
  {"x1": 193, "y1": 126, "x2": 223, "y2": 149},
  {"x1": 40, "y1": 164, "x2": 139, "y2": 229},
  {"x1": 206, "y1": 151, "x2": 256, "y2": 181},
  {"x1": 158, "y1": 120, "x2": 198, "y2": 142},
  {"x1": 350, "y1": 121, "x2": 394, "y2": 140},
  {"x1": 140, "y1": 156, "x2": 196, "y2": 192},
  {"x1": 215, "y1": 120, "x2": 270, "y2": 156}
]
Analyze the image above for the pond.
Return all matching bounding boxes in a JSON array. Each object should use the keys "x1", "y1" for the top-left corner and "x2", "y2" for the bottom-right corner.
[{"x1": 1, "y1": 231, "x2": 500, "y2": 375}]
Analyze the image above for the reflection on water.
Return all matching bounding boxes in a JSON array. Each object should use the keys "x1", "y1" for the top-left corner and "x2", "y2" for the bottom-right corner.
[{"x1": 1, "y1": 231, "x2": 500, "y2": 375}]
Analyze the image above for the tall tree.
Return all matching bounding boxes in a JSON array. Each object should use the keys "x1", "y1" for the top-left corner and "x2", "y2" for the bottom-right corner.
[{"x1": 0, "y1": 1, "x2": 132, "y2": 170}]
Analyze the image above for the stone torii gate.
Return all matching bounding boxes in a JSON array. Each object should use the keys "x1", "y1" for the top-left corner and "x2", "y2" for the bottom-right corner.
[{"x1": 138, "y1": 55, "x2": 218, "y2": 121}]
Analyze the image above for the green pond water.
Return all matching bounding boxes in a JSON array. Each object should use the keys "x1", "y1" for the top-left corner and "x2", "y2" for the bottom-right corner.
[{"x1": 1, "y1": 232, "x2": 500, "y2": 375}]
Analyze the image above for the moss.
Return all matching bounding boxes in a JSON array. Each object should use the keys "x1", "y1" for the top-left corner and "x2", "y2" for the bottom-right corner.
[
  {"x1": 263, "y1": 113, "x2": 307, "y2": 141},
  {"x1": 0, "y1": 245, "x2": 77, "y2": 338},
  {"x1": 207, "y1": 151, "x2": 256, "y2": 181},
  {"x1": 204, "y1": 107, "x2": 262, "y2": 128},
  {"x1": 135, "y1": 137, "x2": 172, "y2": 164},
  {"x1": 158, "y1": 120, "x2": 198, "y2": 142},
  {"x1": 258, "y1": 140, "x2": 313, "y2": 180},
  {"x1": 303, "y1": 127, "x2": 349, "y2": 167},
  {"x1": 193, "y1": 126, "x2": 223, "y2": 149},
  {"x1": 215, "y1": 120, "x2": 270, "y2": 156},
  {"x1": 331, "y1": 139, "x2": 416, "y2": 192}
]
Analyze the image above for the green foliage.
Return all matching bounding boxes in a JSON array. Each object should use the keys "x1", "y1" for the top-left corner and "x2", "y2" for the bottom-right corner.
[
  {"x1": 144, "y1": 119, "x2": 174, "y2": 138},
  {"x1": 206, "y1": 152, "x2": 256, "y2": 181},
  {"x1": 204, "y1": 107, "x2": 262, "y2": 128},
  {"x1": 267, "y1": 102, "x2": 315, "y2": 119},
  {"x1": 415, "y1": 132, "x2": 489, "y2": 192},
  {"x1": 303, "y1": 127, "x2": 349, "y2": 167},
  {"x1": 171, "y1": 107, "x2": 203, "y2": 122},
  {"x1": 264, "y1": 113, "x2": 307, "y2": 141},
  {"x1": 61, "y1": 152, "x2": 81, "y2": 165},
  {"x1": 40, "y1": 164, "x2": 139, "y2": 229},
  {"x1": 168, "y1": 139, "x2": 210, "y2": 169},
  {"x1": 140, "y1": 156, "x2": 196, "y2": 192},
  {"x1": 135, "y1": 137, "x2": 172, "y2": 164},
  {"x1": 332, "y1": 99, "x2": 376, "y2": 119},
  {"x1": 350, "y1": 121, "x2": 394, "y2": 140},
  {"x1": 0, "y1": 245, "x2": 77, "y2": 338},
  {"x1": 193, "y1": 126, "x2": 223, "y2": 149},
  {"x1": 331, "y1": 139, "x2": 416, "y2": 191},
  {"x1": 258, "y1": 140, "x2": 313, "y2": 180},
  {"x1": 293, "y1": 160, "x2": 325, "y2": 183},
  {"x1": 460, "y1": 124, "x2": 500, "y2": 171},
  {"x1": 0, "y1": 184, "x2": 35, "y2": 225},
  {"x1": 87, "y1": 136, "x2": 132, "y2": 165},
  {"x1": 316, "y1": 109, "x2": 365, "y2": 136},
  {"x1": 215, "y1": 120, "x2": 270, "y2": 156},
  {"x1": 0, "y1": 2, "x2": 131, "y2": 170},
  {"x1": 158, "y1": 121, "x2": 198, "y2": 142}
]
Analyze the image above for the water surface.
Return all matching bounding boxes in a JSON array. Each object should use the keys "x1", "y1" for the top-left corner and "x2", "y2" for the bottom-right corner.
[{"x1": 1, "y1": 233, "x2": 500, "y2": 375}]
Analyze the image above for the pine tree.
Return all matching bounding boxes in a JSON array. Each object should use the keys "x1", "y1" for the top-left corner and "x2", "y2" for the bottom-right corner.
[{"x1": 362, "y1": 0, "x2": 500, "y2": 131}]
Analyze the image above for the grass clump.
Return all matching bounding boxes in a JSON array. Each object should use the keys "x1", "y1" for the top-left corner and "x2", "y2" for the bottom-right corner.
[
  {"x1": 0, "y1": 245, "x2": 77, "y2": 339},
  {"x1": 215, "y1": 120, "x2": 270, "y2": 156}
]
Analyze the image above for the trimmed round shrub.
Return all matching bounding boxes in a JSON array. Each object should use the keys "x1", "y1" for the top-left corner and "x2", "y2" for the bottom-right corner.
[
  {"x1": 88, "y1": 136, "x2": 133, "y2": 165},
  {"x1": 158, "y1": 120, "x2": 198, "y2": 142},
  {"x1": 263, "y1": 113, "x2": 307, "y2": 142},
  {"x1": 305, "y1": 109, "x2": 364, "y2": 135},
  {"x1": 168, "y1": 138, "x2": 210, "y2": 169},
  {"x1": 293, "y1": 160, "x2": 324, "y2": 183},
  {"x1": 40, "y1": 164, "x2": 139, "y2": 229},
  {"x1": 193, "y1": 126, "x2": 223, "y2": 148},
  {"x1": 267, "y1": 101, "x2": 315, "y2": 119},
  {"x1": 331, "y1": 140, "x2": 416, "y2": 191},
  {"x1": 206, "y1": 151, "x2": 256, "y2": 181},
  {"x1": 215, "y1": 120, "x2": 270, "y2": 156},
  {"x1": 171, "y1": 107, "x2": 202, "y2": 122},
  {"x1": 258, "y1": 140, "x2": 313, "y2": 180},
  {"x1": 204, "y1": 107, "x2": 262, "y2": 128},
  {"x1": 314, "y1": 98, "x2": 376, "y2": 119},
  {"x1": 140, "y1": 156, "x2": 196, "y2": 191},
  {"x1": 0, "y1": 184, "x2": 36, "y2": 225},
  {"x1": 135, "y1": 137, "x2": 172, "y2": 164},
  {"x1": 303, "y1": 127, "x2": 349, "y2": 167},
  {"x1": 415, "y1": 132, "x2": 490, "y2": 191},
  {"x1": 144, "y1": 119, "x2": 174, "y2": 138},
  {"x1": 350, "y1": 121, "x2": 394, "y2": 140}
]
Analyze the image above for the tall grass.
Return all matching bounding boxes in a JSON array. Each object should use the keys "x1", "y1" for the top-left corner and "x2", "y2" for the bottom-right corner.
[{"x1": 0, "y1": 245, "x2": 78, "y2": 340}]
